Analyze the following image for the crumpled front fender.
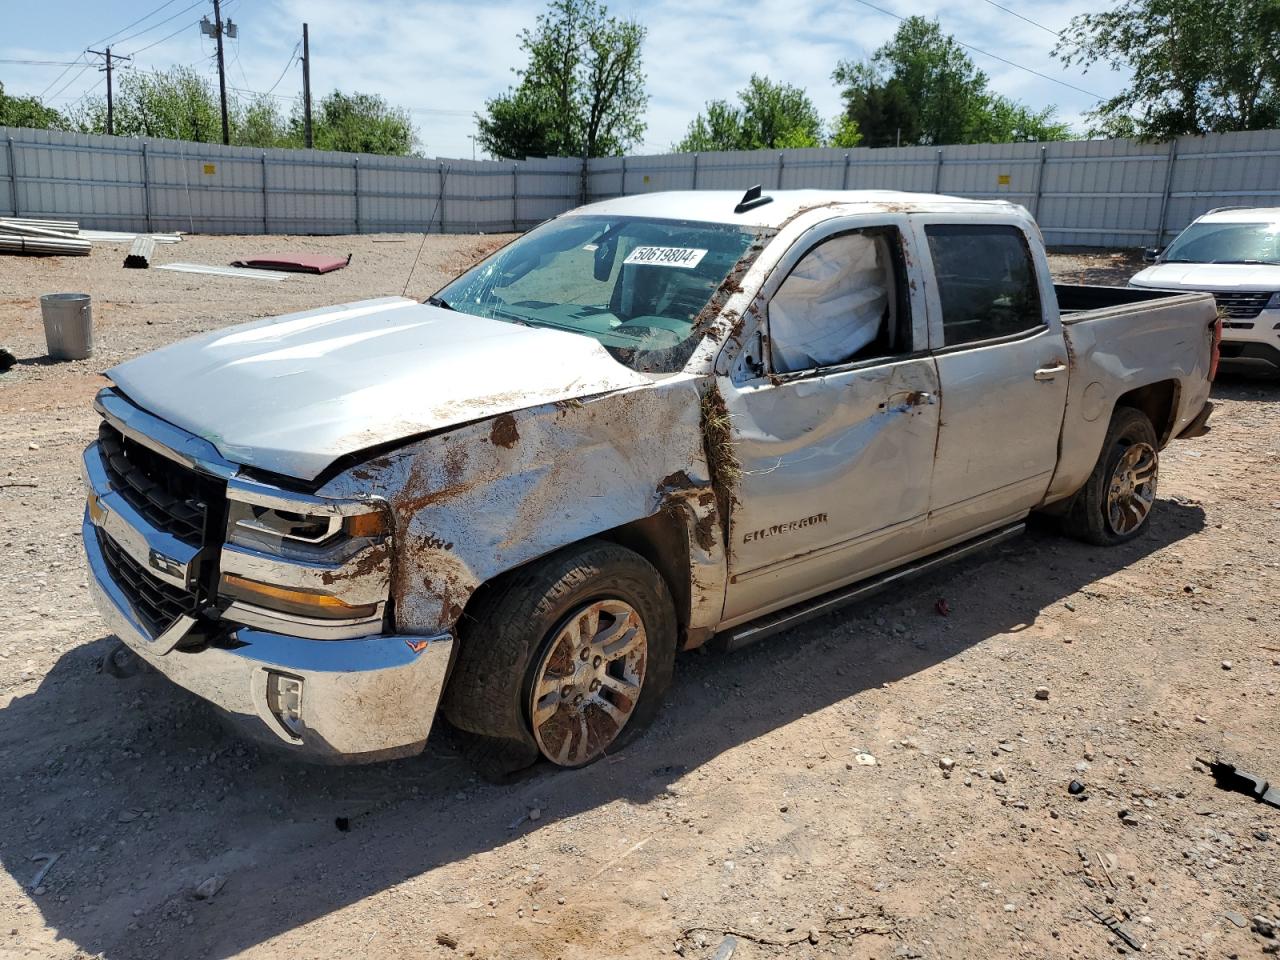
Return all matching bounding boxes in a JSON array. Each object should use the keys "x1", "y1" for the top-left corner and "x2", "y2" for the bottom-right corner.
[{"x1": 320, "y1": 377, "x2": 727, "y2": 637}]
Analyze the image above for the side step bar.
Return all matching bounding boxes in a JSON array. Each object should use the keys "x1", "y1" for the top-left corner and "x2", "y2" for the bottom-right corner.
[{"x1": 716, "y1": 522, "x2": 1026, "y2": 653}]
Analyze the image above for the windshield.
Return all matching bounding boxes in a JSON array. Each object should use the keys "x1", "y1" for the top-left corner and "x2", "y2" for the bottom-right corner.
[
  {"x1": 1162, "y1": 221, "x2": 1280, "y2": 265},
  {"x1": 433, "y1": 215, "x2": 770, "y2": 373}
]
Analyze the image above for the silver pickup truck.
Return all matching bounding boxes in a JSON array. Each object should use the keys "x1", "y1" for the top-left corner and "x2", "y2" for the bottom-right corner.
[{"x1": 82, "y1": 189, "x2": 1218, "y2": 770}]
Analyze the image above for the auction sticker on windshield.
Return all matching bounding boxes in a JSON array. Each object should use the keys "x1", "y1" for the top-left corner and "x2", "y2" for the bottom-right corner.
[{"x1": 623, "y1": 246, "x2": 708, "y2": 268}]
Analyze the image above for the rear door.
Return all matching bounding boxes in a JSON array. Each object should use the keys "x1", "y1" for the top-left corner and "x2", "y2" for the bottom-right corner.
[
  {"x1": 718, "y1": 217, "x2": 940, "y2": 626},
  {"x1": 914, "y1": 219, "x2": 1069, "y2": 544}
]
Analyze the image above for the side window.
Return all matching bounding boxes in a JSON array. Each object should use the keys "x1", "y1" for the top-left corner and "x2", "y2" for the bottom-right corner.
[
  {"x1": 769, "y1": 227, "x2": 911, "y2": 375},
  {"x1": 925, "y1": 224, "x2": 1044, "y2": 347}
]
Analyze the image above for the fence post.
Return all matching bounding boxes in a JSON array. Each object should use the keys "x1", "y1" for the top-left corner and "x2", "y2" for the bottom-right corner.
[
  {"x1": 621, "y1": 156, "x2": 627, "y2": 196},
  {"x1": 1155, "y1": 137, "x2": 1179, "y2": 246},
  {"x1": 439, "y1": 162, "x2": 447, "y2": 234},
  {"x1": 691, "y1": 153, "x2": 699, "y2": 190},
  {"x1": 6, "y1": 136, "x2": 18, "y2": 217},
  {"x1": 140, "y1": 141, "x2": 153, "y2": 232},
  {"x1": 511, "y1": 163, "x2": 519, "y2": 233},
  {"x1": 353, "y1": 156, "x2": 361, "y2": 234},
  {"x1": 776, "y1": 152, "x2": 785, "y2": 189},
  {"x1": 261, "y1": 153, "x2": 269, "y2": 234},
  {"x1": 1032, "y1": 145, "x2": 1047, "y2": 219},
  {"x1": 841, "y1": 153, "x2": 851, "y2": 190},
  {"x1": 933, "y1": 148, "x2": 943, "y2": 193}
]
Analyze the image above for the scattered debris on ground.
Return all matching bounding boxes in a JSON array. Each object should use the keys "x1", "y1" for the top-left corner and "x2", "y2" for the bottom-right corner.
[{"x1": 230, "y1": 253, "x2": 351, "y2": 274}]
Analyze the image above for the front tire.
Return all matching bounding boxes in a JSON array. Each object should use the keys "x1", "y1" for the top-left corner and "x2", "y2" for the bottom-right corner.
[
  {"x1": 1063, "y1": 406, "x2": 1159, "y2": 546},
  {"x1": 441, "y1": 540, "x2": 676, "y2": 775}
]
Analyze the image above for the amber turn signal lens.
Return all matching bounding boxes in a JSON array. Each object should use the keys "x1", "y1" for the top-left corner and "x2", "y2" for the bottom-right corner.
[
  {"x1": 345, "y1": 511, "x2": 388, "y2": 538},
  {"x1": 220, "y1": 573, "x2": 378, "y2": 620}
]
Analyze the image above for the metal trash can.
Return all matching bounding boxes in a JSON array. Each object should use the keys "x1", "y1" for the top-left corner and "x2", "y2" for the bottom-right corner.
[{"x1": 40, "y1": 293, "x2": 93, "y2": 360}]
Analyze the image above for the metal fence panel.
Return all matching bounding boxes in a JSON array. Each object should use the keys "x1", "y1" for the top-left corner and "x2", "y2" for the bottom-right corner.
[{"x1": 2, "y1": 125, "x2": 1278, "y2": 246}]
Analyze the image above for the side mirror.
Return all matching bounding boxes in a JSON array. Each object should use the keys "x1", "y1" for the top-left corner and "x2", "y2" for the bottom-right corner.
[{"x1": 1142, "y1": 246, "x2": 1162, "y2": 263}]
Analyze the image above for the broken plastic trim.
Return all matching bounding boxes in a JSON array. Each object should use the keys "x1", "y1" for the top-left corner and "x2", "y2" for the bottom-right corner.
[
  {"x1": 1200, "y1": 758, "x2": 1280, "y2": 809},
  {"x1": 734, "y1": 185, "x2": 774, "y2": 215}
]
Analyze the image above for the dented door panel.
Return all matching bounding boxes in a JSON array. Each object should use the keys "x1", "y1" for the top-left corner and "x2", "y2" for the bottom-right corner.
[{"x1": 719, "y1": 356, "x2": 941, "y2": 625}]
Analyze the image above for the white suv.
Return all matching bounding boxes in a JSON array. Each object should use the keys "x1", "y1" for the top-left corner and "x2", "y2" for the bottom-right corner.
[{"x1": 1130, "y1": 207, "x2": 1280, "y2": 372}]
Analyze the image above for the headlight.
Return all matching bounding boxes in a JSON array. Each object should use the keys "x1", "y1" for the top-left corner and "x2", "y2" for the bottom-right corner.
[
  {"x1": 226, "y1": 499, "x2": 388, "y2": 555},
  {"x1": 1266, "y1": 292, "x2": 1280, "y2": 310}
]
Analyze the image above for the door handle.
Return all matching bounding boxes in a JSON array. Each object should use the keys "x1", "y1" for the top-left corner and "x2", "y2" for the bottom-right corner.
[{"x1": 1034, "y1": 364, "x2": 1067, "y2": 381}]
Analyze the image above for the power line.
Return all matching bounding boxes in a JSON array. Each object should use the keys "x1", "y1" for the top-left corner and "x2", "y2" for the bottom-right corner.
[
  {"x1": 977, "y1": 0, "x2": 1062, "y2": 38},
  {"x1": 45, "y1": 59, "x2": 97, "y2": 103},
  {"x1": 846, "y1": 0, "x2": 1104, "y2": 100},
  {"x1": 88, "y1": 0, "x2": 185, "y2": 49},
  {"x1": 60, "y1": 76, "x2": 106, "y2": 112},
  {"x1": 39, "y1": 53, "x2": 91, "y2": 100},
  {"x1": 0, "y1": 59, "x2": 83, "y2": 67},
  {"x1": 263, "y1": 42, "x2": 300, "y2": 97},
  {"x1": 114, "y1": 0, "x2": 206, "y2": 50},
  {"x1": 126, "y1": 15, "x2": 203, "y2": 57}
]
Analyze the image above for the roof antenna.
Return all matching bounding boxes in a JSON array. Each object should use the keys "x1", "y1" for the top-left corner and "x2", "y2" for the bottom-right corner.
[{"x1": 734, "y1": 184, "x2": 774, "y2": 214}]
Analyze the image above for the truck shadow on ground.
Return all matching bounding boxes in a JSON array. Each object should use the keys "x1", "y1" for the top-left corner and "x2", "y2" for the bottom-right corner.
[{"x1": 0, "y1": 501, "x2": 1206, "y2": 959}]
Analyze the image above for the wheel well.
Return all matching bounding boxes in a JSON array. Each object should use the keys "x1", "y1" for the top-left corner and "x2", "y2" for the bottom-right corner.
[
  {"x1": 455, "y1": 512, "x2": 693, "y2": 643},
  {"x1": 1115, "y1": 379, "x2": 1180, "y2": 446},
  {"x1": 598, "y1": 512, "x2": 692, "y2": 639}
]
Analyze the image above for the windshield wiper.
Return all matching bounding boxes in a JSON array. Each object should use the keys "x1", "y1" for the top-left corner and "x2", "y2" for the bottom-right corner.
[
  {"x1": 425, "y1": 295, "x2": 453, "y2": 311},
  {"x1": 1210, "y1": 259, "x2": 1277, "y2": 265}
]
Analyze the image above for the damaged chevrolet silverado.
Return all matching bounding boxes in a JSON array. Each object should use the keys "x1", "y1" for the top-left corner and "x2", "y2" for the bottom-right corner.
[{"x1": 82, "y1": 189, "x2": 1219, "y2": 769}]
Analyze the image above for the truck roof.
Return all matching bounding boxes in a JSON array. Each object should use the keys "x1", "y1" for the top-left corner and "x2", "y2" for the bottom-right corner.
[
  {"x1": 1195, "y1": 206, "x2": 1280, "y2": 224},
  {"x1": 570, "y1": 189, "x2": 1027, "y2": 228}
]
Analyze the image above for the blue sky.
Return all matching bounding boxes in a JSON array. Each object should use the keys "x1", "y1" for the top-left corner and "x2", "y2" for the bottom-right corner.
[{"x1": 1, "y1": 0, "x2": 1128, "y2": 157}]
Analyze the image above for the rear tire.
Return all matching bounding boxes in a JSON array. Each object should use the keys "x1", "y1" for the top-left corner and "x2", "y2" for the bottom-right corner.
[
  {"x1": 441, "y1": 540, "x2": 676, "y2": 778},
  {"x1": 1062, "y1": 407, "x2": 1159, "y2": 546}
]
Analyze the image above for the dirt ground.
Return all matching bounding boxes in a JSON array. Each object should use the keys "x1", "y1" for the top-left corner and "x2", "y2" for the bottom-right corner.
[{"x1": 1, "y1": 237, "x2": 1278, "y2": 960}]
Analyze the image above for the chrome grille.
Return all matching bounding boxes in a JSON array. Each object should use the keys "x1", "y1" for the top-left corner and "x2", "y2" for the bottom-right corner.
[
  {"x1": 97, "y1": 528, "x2": 198, "y2": 638},
  {"x1": 1212, "y1": 291, "x2": 1273, "y2": 320},
  {"x1": 98, "y1": 422, "x2": 209, "y2": 546}
]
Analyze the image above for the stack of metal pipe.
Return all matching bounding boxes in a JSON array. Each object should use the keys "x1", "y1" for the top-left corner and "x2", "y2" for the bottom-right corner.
[{"x1": 0, "y1": 218, "x2": 91, "y2": 256}]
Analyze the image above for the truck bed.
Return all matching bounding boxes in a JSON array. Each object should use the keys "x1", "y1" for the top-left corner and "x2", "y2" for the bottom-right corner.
[
  {"x1": 1054, "y1": 283, "x2": 1196, "y2": 317},
  {"x1": 1042, "y1": 284, "x2": 1217, "y2": 506}
]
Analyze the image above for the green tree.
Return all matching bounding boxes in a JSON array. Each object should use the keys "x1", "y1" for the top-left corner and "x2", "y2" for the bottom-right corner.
[
  {"x1": 73, "y1": 66, "x2": 222, "y2": 141},
  {"x1": 0, "y1": 82, "x2": 68, "y2": 130},
  {"x1": 477, "y1": 0, "x2": 647, "y2": 159},
  {"x1": 293, "y1": 91, "x2": 416, "y2": 155},
  {"x1": 676, "y1": 75, "x2": 836, "y2": 152},
  {"x1": 236, "y1": 95, "x2": 290, "y2": 148},
  {"x1": 835, "y1": 16, "x2": 1072, "y2": 146},
  {"x1": 71, "y1": 67, "x2": 419, "y2": 156},
  {"x1": 1055, "y1": 0, "x2": 1280, "y2": 139}
]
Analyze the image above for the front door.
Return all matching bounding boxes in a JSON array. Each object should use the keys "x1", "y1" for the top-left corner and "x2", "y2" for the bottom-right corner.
[
  {"x1": 915, "y1": 220, "x2": 1070, "y2": 543},
  {"x1": 719, "y1": 220, "x2": 940, "y2": 626}
]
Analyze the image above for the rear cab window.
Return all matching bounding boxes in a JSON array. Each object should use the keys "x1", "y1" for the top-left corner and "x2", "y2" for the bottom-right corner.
[{"x1": 924, "y1": 223, "x2": 1044, "y2": 348}]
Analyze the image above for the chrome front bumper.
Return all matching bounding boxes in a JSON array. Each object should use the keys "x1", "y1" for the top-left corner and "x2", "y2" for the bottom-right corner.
[
  {"x1": 85, "y1": 513, "x2": 453, "y2": 762},
  {"x1": 80, "y1": 391, "x2": 454, "y2": 763}
]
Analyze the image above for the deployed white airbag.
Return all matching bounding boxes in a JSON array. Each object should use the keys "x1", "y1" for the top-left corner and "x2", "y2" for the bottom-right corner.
[{"x1": 770, "y1": 233, "x2": 887, "y2": 372}]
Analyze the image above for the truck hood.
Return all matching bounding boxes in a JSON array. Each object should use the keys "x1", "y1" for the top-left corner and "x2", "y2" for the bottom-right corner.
[
  {"x1": 1130, "y1": 262, "x2": 1280, "y2": 292},
  {"x1": 108, "y1": 296, "x2": 649, "y2": 482}
]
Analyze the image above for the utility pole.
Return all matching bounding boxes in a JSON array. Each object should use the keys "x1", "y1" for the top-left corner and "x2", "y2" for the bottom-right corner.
[
  {"x1": 201, "y1": 1, "x2": 235, "y2": 145},
  {"x1": 301, "y1": 23, "x2": 313, "y2": 148},
  {"x1": 87, "y1": 46, "x2": 131, "y2": 136}
]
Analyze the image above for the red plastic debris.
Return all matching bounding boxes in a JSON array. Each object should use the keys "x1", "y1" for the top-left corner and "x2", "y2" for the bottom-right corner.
[
  {"x1": 230, "y1": 253, "x2": 350, "y2": 274},
  {"x1": 934, "y1": 598, "x2": 950, "y2": 617}
]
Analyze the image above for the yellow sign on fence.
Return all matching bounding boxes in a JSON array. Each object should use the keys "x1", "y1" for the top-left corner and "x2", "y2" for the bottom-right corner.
[
  {"x1": 203, "y1": 163, "x2": 217, "y2": 175},
  {"x1": 997, "y1": 173, "x2": 1011, "y2": 185}
]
